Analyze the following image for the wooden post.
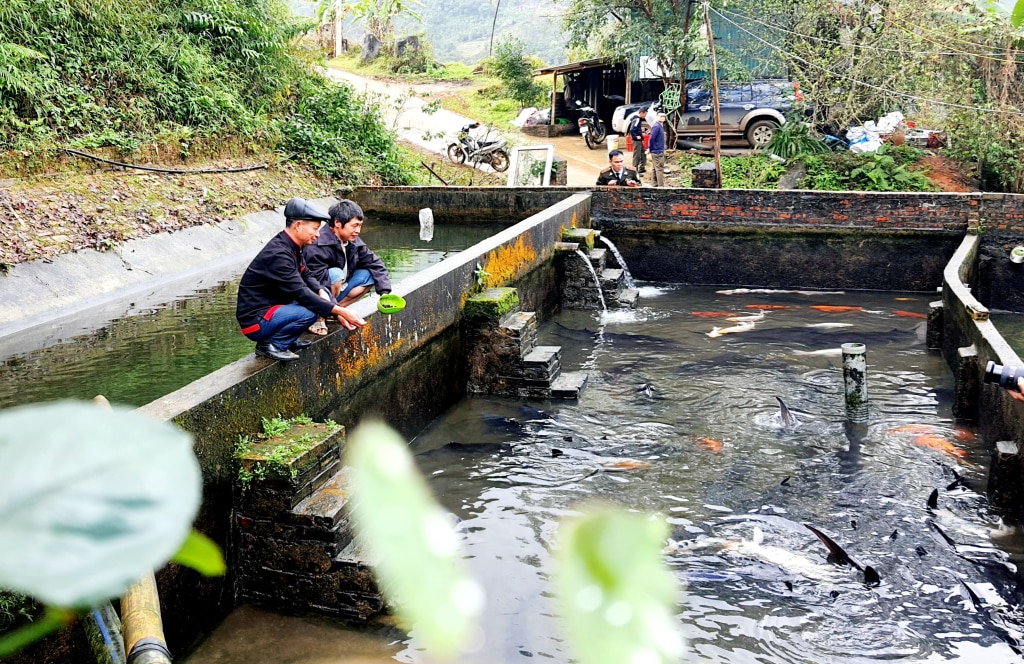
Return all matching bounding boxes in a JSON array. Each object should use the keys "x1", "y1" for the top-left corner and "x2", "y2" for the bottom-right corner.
[
  {"x1": 703, "y1": 1, "x2": 722, "y2": 188},
  {"x1": 550, "y1": 73, "x2": 557, "y2": 126}
]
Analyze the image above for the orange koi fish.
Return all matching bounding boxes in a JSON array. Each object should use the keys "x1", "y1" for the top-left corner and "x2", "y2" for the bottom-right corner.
[
  {"x1": 887, "y1": 424, "x2": 935, "y2": 435},
  {"x1": 601, "y1": 459, "x2": 653, "y2": 471},
  {"x1": 810, "y1": 305, "x2": 864, "y2": 313},
  {"x1": 696, "y1": 437, "x2": 723, "y2": 452},
  {"x1": 895, "y1": 297, "x2": 917, "y2": 301},
  {"x1": 692, "y1": 311, "x2": 735, "y2": 318},
  {"x1": 893, "y1": 310, "x2": 927, "y2": 319},
  {"x1": 952, "y1": 427, "x2": 976, "y2": 442},
  {"x1": 914, "y1": 434, "x2": 966, "y2": 458},
  {"x1": 746, "y1": 304, "x2": 797, "y2": 310}
]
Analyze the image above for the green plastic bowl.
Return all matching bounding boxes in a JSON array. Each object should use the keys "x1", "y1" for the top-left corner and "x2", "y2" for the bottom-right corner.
[{"x1": 377, "y1": 294, "x2": 406, "y2": 314}]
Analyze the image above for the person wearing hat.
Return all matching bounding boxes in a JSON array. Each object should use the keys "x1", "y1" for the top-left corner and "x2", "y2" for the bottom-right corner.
[
  {"x1": 303, "y1": 199, "x2": 392, "y2": 335},
  {"x1": 235, "y1": 197, "x2": 366, "y2": 362}
]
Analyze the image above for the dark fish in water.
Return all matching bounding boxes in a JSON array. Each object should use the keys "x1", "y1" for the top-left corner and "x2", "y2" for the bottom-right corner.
[
  {"x1": 850, "y1": 520, "x2": 858, "y2": 530},
  {"x1": 551, "y1": 448, "x2": 564, "y2": 458},
  {"x1": 482, "y1": 414, "x2": 527, "y2": 437},
  {"x1": 888, "y1": 529, "x2": 898, "y2": 541},
  {"x1": 780, "y1": 476, "x2": 791, "y2": 486},
  {"x1": 916, "y1": 546, "x2": 928, "y2": 556},
  {"x1": 927, "y1": 488, "x2": 939, "y2": 510},
  {"x1": 637, "y1": 383, "x2": 657, "y2": 398},
  {"x1": 804, "y1": 523, "x2": 881, "y2": 586},
  {"x1": 929, "y1": 520, "x2": 959, "y2": 548},
  {"x1": 776, "y1": 397, "x2": 799, "y2": 427}
]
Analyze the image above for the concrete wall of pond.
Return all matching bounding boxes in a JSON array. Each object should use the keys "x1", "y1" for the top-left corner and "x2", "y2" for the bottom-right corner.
[
  {"x1": 591, "y1": 188, "x2": 1024, "y2": 291},
  {"x1": 122, "y1": 192, "x2": 590, "y2": 657}
]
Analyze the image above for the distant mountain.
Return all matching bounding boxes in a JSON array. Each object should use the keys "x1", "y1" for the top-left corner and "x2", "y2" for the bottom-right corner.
[{"x1": 395, "y1": 0, "x2": 569, "y2": 66}]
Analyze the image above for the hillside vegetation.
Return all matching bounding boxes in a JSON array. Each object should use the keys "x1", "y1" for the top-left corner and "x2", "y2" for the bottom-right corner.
[{"x1": 0, "y1": 0, "x2": 415, "y2": 184}]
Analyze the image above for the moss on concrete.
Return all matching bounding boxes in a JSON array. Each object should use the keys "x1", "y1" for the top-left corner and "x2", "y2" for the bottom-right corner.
[
  {"x1": 561, "y1": 227, "x2": 594, "y2": 250},
  {"x1": 464, "y1": 288, "x2": 520, "y2": 322}
]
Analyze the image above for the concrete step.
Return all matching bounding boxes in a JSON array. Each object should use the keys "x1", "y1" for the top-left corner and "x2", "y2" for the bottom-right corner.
[
  {"x1": 500, "y1": 310, "x2": 538, "y2": 340},
  {"x1": 616, "y1": 288, "x2": 640, "y2": 309},
  {"x1": 588, "y1": 247, "x2": 608, "y2": 271},
  {"x1": 550, "y1": 371, "x2": 588, "y2": 399}
]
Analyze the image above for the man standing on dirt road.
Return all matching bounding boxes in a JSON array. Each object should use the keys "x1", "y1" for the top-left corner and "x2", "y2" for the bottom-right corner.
[
  {"x1": 628, "y1": 107, "x2": 648, "y2": 175},
  {"x1": 648, "y1": 112, "x2": 667, "y2": 187},
  {"x1": 235, "y1": 197, "x2": 366, "y2": 362}
]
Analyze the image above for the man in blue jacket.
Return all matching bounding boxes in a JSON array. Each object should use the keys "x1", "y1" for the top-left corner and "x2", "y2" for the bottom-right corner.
[
  {"x1": 304, "y1": 199, "x2": 392, "y2": 334},
  {"x1": 648, "y1": 112, "x2": 667, "y2": 187},
  {"x1": 235, "y1": 198, "x2": 366, "y2": 362}
]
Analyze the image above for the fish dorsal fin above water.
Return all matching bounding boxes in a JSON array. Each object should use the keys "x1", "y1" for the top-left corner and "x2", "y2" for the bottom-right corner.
[
  {"x1": 804, "y1": 523, "x2": 858, "y2": 569},
  {"x1": 776, "y1": 397, "x2": 798, "y2": 427},
  {"x1": 927, "y1": 488, "x2": 939, "y2": 510},
  {"x1": 863, "y1": 565, "x2": 881, "y2": 587}
]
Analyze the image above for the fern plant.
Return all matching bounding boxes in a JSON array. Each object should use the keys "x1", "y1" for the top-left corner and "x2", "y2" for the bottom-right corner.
[{"x1": 765, "y1": 119, "x2": 830, "y2": 160}]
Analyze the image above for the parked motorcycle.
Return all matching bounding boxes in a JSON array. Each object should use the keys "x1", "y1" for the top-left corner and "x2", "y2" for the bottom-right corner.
[
  {"x1": 446, "y1": 122, "x2": 510, "y2": 172},
  {"x1": 574, "y1": 99, "x2": 606, "y2": 150}
]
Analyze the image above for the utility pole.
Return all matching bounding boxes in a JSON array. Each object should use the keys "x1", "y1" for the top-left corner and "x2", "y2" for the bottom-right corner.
[
  {"x1": 703, "y1": 1, "x2": 723, "y2": 188},
  {"x1": 489, "y1": 0, "x2": 502, "y2": 58}
]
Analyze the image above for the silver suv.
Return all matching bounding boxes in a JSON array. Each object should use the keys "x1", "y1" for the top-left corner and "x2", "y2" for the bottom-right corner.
[{"x1": 611, "y1": 79, "x2": 805, "y2": 148}]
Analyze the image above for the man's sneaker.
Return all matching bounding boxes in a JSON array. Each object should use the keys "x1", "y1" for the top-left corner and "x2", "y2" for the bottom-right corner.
[{"x1": 255, "y1": 342, "x2": 300, "y2": 361}]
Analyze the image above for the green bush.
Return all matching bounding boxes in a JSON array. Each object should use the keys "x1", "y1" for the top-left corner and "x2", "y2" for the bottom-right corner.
[
  {"x1": 279, "y1": 80, "x2": 414, "y2": 185},
  {"x1": 798, "y1": 147, "x2": 936, "y2": 192},
  {"x1": 489, "y1": 36, "x2": 546, "y2": 109}
]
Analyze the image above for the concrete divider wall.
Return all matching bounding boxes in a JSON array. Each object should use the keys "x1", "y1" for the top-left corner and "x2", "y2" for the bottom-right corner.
[
  {"x1": 940, "y1": 234, "x2": 1024, "y2": 452},
  {"x1": 590, "y1": 188, "x2": 1024, "y2": 290},
  {"x1": 351, "y1": 186, "x2": 586, "y2": 222},
  {"x1": 131, "y1": 191, "x2": 589, "y2": 655}
]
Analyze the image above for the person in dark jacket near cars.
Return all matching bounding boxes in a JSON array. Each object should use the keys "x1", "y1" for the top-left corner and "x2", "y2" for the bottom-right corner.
[
  {"x1": 627, "y1": 107, "x2": 648, "y2": 174},
  {"x1": 235, "y1": 197, "x2": 366, "y2": 362},
  {"x1": 303, "y1": 199, "x2": 392, "y2": 335}
]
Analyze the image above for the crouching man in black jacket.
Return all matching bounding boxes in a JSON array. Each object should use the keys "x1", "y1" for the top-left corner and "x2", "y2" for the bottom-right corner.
[{"x1": 235, "y1": 197, "x2": 366, "y2": 362}]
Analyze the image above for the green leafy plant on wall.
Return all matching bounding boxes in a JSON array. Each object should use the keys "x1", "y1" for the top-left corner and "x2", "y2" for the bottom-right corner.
[
  {"x1": 234, "y1": 414, "x2": 327, "y2": 491},
  {"x1": 0, "y1": 401, "x2": 225, "y2": 656}
]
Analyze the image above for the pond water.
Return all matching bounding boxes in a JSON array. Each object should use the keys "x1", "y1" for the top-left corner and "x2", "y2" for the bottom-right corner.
[
  {"x1": 188, "y1": 284, "x2": 1024, "y2": 664},
  {"x1": 0, "y1": 223, "x2": 505, "y2": 409}
]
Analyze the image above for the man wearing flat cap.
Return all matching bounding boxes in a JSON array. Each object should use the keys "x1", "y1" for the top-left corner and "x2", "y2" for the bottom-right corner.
[{"x1": 235, "y1": 197, "x2": 366, "y2": 362}]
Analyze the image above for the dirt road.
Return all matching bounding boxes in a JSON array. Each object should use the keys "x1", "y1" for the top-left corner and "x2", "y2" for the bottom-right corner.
[{"x1": 325, "y1": 68, "x2": 610, "y2": 187}]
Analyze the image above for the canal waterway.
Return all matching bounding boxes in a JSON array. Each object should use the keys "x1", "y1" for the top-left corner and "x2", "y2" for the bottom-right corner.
[
  {"x1": 188, "y1": 285, "x2": 1024, "y2": 663},
  {"x1": 0, "y1": 222, "x2": 506, "y2": 409}
]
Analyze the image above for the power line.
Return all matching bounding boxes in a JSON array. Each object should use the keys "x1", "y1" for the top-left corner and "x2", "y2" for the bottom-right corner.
[{"x1": 709, "y1": 5, "x2": 1024, "y2": 117}]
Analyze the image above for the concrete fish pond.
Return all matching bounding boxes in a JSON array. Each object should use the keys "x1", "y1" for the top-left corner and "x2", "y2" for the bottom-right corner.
[
  {"x1": 187, "y1": 285, "x2": 1024, "y2": 663},
  {"x1": 7, "y1": 186, "x2": 1024, "y2": 663}
]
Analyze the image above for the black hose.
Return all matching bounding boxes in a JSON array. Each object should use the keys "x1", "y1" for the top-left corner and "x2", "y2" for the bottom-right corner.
[{"x1": 60, "y1": 147, "x2": 292, "y2": 175}]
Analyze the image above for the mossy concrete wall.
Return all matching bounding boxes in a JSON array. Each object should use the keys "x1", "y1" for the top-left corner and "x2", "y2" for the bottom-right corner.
[
  {"x1": 133, "y1": 191, "x2": 589, "y2": 656},
  {"x1": 350, "y1": 186, "x2": 585, "y2": 222}
]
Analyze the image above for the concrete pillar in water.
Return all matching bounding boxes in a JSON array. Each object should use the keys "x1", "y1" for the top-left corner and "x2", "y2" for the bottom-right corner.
[
  {"x1": 927, "y1": 300, "x2": 943, "y2": 351},
  {"x1": 989, "y1": 440, "x2": 1023, "y2": 515},
  {"x1": 418, "y1": 207, "x2": 434, "y2": 241},
  {"x1": 953, "y1": 345, "x2": 980, "y2": 421},
  {"x1": 842, "y1": 342, "x2": 868, "y2": 421}
]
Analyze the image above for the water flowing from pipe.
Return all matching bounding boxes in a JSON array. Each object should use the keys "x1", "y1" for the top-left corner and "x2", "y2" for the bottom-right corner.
[
  {"x1": 574, "y1": 249, "x2": 607, "y2": 312},
  {"x1": 599, "y1": 236, "x2": 635, "y2": 289}
]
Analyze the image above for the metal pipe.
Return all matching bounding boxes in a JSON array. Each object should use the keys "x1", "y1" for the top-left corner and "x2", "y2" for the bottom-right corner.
[{"x1": 842, "y1": 343, "x2": 869, "y2": 422}]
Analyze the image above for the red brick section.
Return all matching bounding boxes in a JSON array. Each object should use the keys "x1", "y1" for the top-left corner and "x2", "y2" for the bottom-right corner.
[{"x1": 592, "y1": 189, "x2": 1024, "y2": 233}]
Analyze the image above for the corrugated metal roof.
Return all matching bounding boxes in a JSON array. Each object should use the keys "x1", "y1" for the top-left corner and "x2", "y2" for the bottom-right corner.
[{"x1": 535, "y1": 58, "x2": 617, "y2": 75}]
